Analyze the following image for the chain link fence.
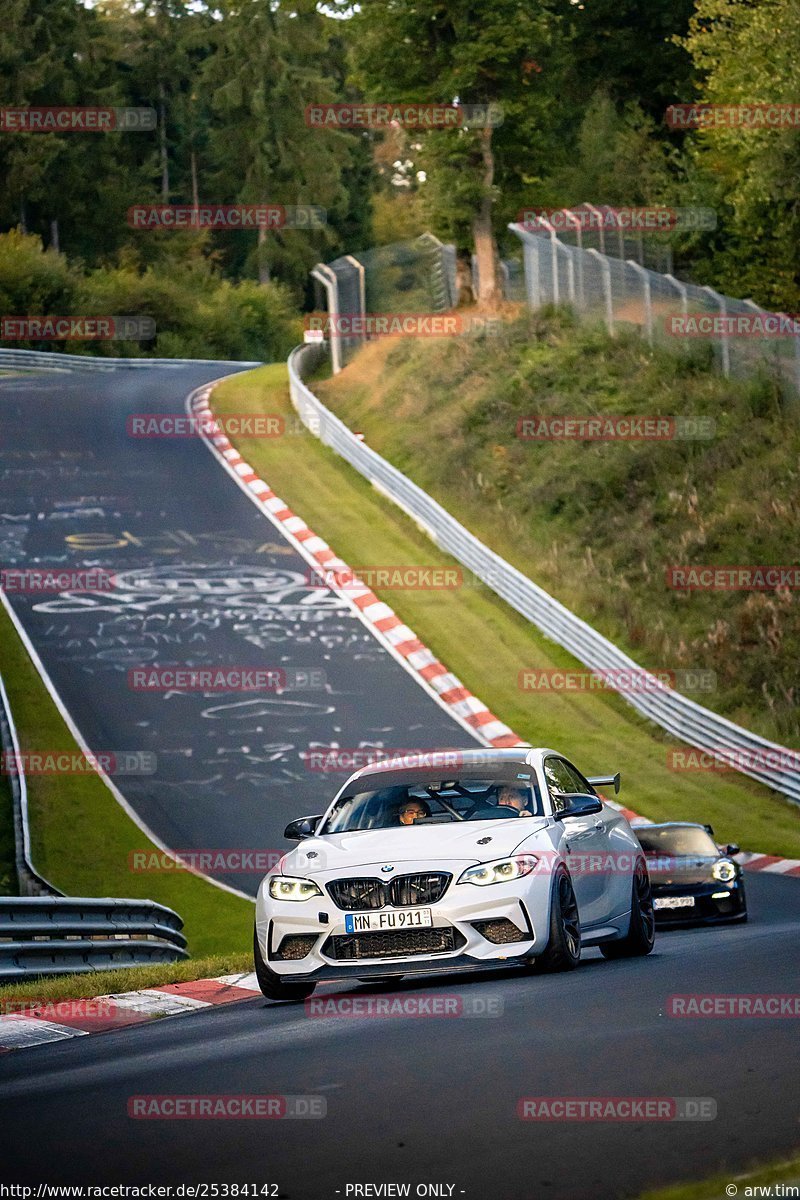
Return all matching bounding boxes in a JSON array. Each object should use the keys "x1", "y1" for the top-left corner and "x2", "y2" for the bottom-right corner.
[
  {"x1": 312, "y1": 233, "x2": 458, "y2": 373},
  {"x1": 510, "y1": 213, "x2": 800, "y2": 395}
]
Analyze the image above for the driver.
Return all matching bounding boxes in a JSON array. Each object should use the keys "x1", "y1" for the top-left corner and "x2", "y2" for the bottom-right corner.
[
  {"x1": 496, "y1": 786, "x2": 533, "y2": 817},
  {"x1": 397, "y1": 798, "x2": 431, "y2": 826}
]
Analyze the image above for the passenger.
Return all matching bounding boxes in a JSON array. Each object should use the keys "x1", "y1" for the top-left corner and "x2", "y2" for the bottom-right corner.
[{"x1": 397, "y1": 798, "x2": 432, "y2": 826}]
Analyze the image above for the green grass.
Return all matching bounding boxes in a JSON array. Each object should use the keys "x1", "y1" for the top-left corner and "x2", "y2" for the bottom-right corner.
[
  {"x1": 638, "y1": 1152, "x2": 800, "y2": 1200},
  {"x1": 0, "y1": 601, "x2": 253, "y2": 956},
  {"x1": 317, "y1": 314, "x2": 800, "y2": 749},
  {"x1": 213, "y1": 364, "x2": 800, "y2": 858},
  {"x1": 0, "y1": 952, "x2": 252, "y2": 1007}
]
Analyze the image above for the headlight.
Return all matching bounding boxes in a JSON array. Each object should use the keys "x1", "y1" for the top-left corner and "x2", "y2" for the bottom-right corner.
[
  {"x1": 268, "y1": 875, "x2": 322, "y2": 902},
  {"x1": 458, "y1": 855, "x2": 538, "y2": 887},
  {"x1": 712, "y1": 860, "x2": 737, "y2": 883}
]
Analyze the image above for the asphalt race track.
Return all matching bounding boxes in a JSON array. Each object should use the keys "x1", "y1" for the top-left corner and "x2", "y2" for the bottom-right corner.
[
  {"x1": 0, "y1": 364, "x2": 478, "y2": 894},
  {"x1": 1, "y1": 874, "x2": 799, "y2": 1197},
  {"x1": 1, "y1": 366, "x2": 799, "y2": 1198}
]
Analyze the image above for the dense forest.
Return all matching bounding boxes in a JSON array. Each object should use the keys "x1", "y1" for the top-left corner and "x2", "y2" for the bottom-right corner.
[{"x1": 1, "y1": 0, "x2": 798, "y2": 337}]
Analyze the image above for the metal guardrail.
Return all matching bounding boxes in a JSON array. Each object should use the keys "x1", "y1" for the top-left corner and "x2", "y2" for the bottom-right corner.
[
  {"x1": 0, "y1": 674, "x2": 61, "y2": 897},
  {"x1": 0, "y1": 673, "x2": 189, "y2": 977},
  {"x1": 0, "y1": 349, "x2": 262, "y2": 371},
  {"x1": 0, "y1": 897, "x2": 188, "y2": 982},
  {"x1": 288, "y1": 343, "x2": 800, "y2": 808}
]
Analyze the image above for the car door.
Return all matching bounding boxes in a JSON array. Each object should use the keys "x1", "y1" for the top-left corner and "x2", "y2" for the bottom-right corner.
[{"x1": 543, "y1": 756, "x2": 612, "y2": 928}]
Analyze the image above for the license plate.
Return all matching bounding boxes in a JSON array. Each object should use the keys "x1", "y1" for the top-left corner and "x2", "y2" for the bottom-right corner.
[
  {"x1": 344, "y1": 908, "x2": 433, "y2": 933},
  {"x1": 654, "y1": 896, "x2": 695, "y2": 910}
]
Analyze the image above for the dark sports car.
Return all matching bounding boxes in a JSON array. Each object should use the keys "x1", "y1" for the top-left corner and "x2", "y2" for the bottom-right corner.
[{"x1": 634, "y1": 822, "x2": 747, "y2": 925}]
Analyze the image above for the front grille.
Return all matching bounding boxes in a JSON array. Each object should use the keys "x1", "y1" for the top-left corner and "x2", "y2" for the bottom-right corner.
[
  {"x1": 471, "y1": 918, "x2": 529, "y2": 945},
  {"x1": 272, "y1": 933, "x2": 319, "y2": 961},
  {"x1": 327, "y1": 873, "x2": 451, "y2": 911},
  {"x1": 323, "y1": 926, "x2": 465, "y2": 961}
]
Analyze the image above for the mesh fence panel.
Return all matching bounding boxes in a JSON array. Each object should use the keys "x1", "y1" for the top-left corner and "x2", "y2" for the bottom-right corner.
[{"x1": 510, "y1": 222, "x2": 800, "y2": 395}]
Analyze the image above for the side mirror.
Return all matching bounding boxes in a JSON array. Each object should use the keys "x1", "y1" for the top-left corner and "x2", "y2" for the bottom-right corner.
[
  {"x1": 284, "y1": 815, "x2": 322, "y2": 841},
  {"x1": 725, "y1": 843, "x2": 740, "y2": 857},
  {"x1": 552, "y1": 793, "x2": 603, "y2": 820}
]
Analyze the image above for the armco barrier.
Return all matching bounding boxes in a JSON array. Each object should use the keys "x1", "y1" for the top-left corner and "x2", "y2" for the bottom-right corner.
[
  {"x1": 0, "y1": 349, "x2": 262, "y2": 371},
  {"x1": 0, "y1": 897, "x2": 188, "y2": 982},
  {"x1": 0, "y1": 673, "x2": 188, "y2": 977},
  {"x1": 0, "y1": 673, "x2": 60, "y2": 896},
  {"x1": 288, "y1": 343, "x2": 800, "y2": 808}
]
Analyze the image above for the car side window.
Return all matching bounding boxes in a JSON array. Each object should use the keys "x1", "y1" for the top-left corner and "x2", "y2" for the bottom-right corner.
[
  {"x1": 560, "y1": 760, "x2": 594, "y2": 795},
  {"x1": 543, "y1": 758, "x2": 574, "y2": 812}
]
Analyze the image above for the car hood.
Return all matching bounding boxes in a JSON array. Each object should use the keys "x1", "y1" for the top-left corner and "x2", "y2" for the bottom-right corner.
[
  {"x1": 280, "y1": 817, "x2": 550, "y2": 878},
  {"x1": 646, "y1": 855, "x2": 720, "y2": 885}
]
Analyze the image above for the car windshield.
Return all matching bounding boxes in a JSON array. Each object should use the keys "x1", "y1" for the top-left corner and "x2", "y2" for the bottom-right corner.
[
  {"x1": 636, "y1": 826, "x2": 719, "y2": 858},
  {"x1": 321, "y1": 777, "x2": 542, "y2": 834}
]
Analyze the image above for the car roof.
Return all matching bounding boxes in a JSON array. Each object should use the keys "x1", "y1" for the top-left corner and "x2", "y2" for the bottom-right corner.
[{"x1": 343, "y1": 746, "x2": 554, "y2": 785}]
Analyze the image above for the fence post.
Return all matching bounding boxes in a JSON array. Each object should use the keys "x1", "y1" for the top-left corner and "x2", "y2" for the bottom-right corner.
[
  {"x1": 311, "y1": 263, "x2": 342, "y2": 374},
  {"x1": 582, "y1": 202, "x2": 605, "y2": 255},
  {"x1": 700, "y1": 284, "x2": 730, "y2": 377},
  {"x1": 565, "y1": 211, "x2": 584, "y2": 307},
  {"x1": 627, "y1": 260, "x2": 653, "y2": 345},
  {"x1": 586, "y1": 248, "x2": 614, "y2": 335}
]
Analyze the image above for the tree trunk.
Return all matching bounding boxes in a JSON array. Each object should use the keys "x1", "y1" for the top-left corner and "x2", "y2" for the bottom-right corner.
[
  {"x1": 159, "y1": 80, "x2": 170, "y2": 202},
  {"x1": 190, "y1": 147, "x2": 199, "y2": 209},
  {"x1": 472, "y1": 124, "x2": 501, "y2": 307},
  {"x1": 50, "y1": 218, "x2": 59, "y2": 253},
  {"x1": 20, "y1": 195, "x2": 27, "y2": 234},
  {"x1": 257, "y1": 224, "x2": 270, "y2": 284}
]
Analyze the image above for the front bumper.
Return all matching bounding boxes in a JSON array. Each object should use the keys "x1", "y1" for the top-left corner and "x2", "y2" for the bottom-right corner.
[
  {"x1": 651, "y1": 879, "x2": 746, "y2": 925},
  {"x1": 255, "y1": 867, "x2": 554, "y2": 980}
]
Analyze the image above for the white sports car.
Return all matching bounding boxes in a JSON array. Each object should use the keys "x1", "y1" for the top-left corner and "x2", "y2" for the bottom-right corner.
[{"x1": 254, "y1": 748, "x2": 655, "y2": 1000}]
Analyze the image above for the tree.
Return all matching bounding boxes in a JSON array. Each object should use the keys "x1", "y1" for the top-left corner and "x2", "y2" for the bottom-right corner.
[
  {"x1": 674, "y1": 0, "x2": 800, "y2": 310},
  {"x1": 350, "y1": 0, "x2": 562, "y2": 306}
]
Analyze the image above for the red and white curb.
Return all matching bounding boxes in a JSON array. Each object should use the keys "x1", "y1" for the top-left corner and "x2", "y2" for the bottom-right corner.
[
  {"x1": 189, "y1": 382, "x2": 521, "y2": 749},
  {"x1": 0, "y1": 973, "x2": 262, "y2": 1052},
  {"x1": 189, "y1": 381, "x2": 800, "y2": 884}
]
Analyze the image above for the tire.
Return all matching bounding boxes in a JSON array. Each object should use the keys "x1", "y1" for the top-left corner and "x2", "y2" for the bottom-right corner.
[
  {"x1": 535, "y1": 868, "x2": 581, "y2": 972},
  {"x1": 253, "y1": 926, "x2": 316, "y2": 1002},
  {"x1": 600, "y1": 860, "x2": 656, "y2": 959}
]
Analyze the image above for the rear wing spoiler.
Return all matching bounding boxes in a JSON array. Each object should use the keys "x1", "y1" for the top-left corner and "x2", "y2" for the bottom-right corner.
[{"x1": 586, "y1": 772, "x2": 621, "y2": 794}]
